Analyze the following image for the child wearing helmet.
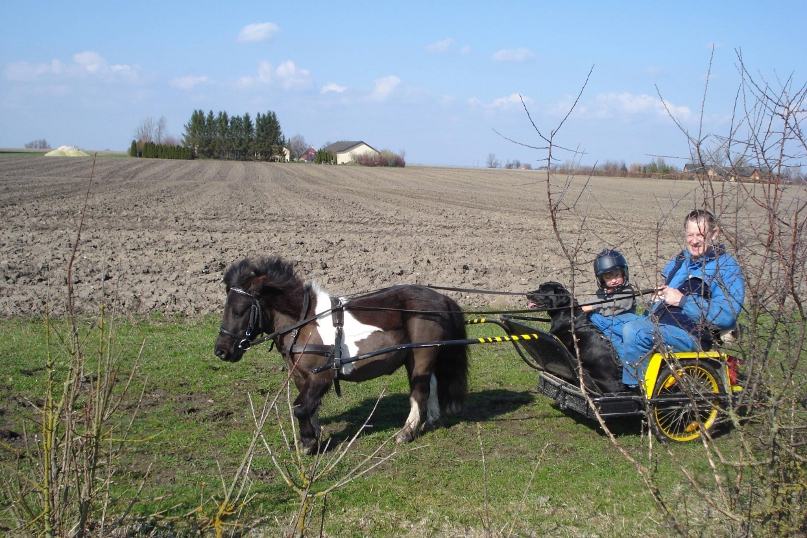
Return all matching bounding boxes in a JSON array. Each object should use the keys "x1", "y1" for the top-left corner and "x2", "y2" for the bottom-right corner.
[{"x1": 582, "y1": 249, "x2": 641, "y2": 376}]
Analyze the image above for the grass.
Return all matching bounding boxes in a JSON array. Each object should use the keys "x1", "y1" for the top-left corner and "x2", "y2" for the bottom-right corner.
[{"x1": 0, "y1": 314, "x2": 743, "y2": 535}]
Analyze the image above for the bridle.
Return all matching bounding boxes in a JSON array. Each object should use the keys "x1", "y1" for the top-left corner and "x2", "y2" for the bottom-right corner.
[{"x1": 218, "y1": 287, "x2": 270, "y2": 351}]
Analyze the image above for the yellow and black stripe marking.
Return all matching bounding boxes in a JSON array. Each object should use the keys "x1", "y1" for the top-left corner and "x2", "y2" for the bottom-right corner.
[
  {"x1": 465, "y1": 318, "x2": 488, "y2": 324},
  {"x1": 476, "y1": 333, "x2": 540, "y2": 343}
]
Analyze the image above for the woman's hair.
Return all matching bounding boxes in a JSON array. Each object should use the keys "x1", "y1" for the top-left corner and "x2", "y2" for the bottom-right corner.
[{"x1": 685, "y1": 209, "x2": 718, "y2": 231}]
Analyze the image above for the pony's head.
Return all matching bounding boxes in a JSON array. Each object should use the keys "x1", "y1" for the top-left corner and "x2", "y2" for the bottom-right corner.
[{"x1": 214, "y1": 256, "x2": 302, "y2": 362}]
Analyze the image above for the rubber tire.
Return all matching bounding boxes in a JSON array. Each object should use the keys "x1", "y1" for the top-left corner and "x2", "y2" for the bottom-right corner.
[{"x1": 650, "y1": 362, "x2": 724, "y2": 442}]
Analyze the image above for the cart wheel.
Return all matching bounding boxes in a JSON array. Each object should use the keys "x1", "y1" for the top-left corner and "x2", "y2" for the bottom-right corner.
[{"x1": 651, "y1": 362, "x2": 724, "y2": 442}]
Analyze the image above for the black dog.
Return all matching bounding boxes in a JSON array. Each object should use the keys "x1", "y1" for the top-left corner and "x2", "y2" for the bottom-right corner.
[{"x1": 527, "y1": 281, "x2": 624, "y2": 393}]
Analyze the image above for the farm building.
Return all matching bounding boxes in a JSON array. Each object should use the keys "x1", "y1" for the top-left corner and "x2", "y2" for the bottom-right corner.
[
  {"x1": 322, "y1": 140, "x2": 379, "y2": 164},
  {"x1": 683, "y1": 163, "x2": 721, "y2": 178},
  {"x1": 270, "y1": 147, "x2": 291, "y2": 162},
  {"x1": 683, "y1": 163, "x2": 772, "y2": 182},
  {"x1": 300, "y1": 147, "x2": 317, "y2": 162}
]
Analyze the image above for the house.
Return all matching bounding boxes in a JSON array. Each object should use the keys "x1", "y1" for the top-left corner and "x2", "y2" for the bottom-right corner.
[
  {"x1": 269, "y1": 147, "x2": 291, "y2": 162},
  {"x1": 733, "y1": 166, "x2": 771, "y2": 181},
  {"x1": 300, "y1": 147, "x2": 317, "y2": 162},
  {"x1": 684, "y1": 163, "x2": 772, "y2": 182},
  {"x1": 322, "y1": 140, "x2": 379, "y2": 164},
  {"x1": 683, "y1": 163, "x2": 721, "y2": 178}
]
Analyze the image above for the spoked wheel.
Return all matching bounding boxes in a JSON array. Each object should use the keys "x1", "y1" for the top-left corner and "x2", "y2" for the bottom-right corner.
[{"x1": 650, "y1": 362, "x2": 724, "y2": 442}]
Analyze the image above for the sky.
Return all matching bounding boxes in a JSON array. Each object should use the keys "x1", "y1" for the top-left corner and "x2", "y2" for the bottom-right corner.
[{"x1": 1, "y1": 1, "x2": 805, "y2": 168}]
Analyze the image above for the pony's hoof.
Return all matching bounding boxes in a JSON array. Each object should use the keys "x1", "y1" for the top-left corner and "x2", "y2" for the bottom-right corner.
[
  {"x1": 302, "y1": 439, "x2": 319, "y2": 455},
  {"x1": 424, "y1": 418, "x2": 441, "y2": 431},
  {"x1": 396, "y1": 428, "x2": 416, "y2": 444}
]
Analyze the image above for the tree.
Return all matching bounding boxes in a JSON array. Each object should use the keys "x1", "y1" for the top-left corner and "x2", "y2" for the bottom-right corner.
[
  {"x1": 155, "y1": 116, "x2": 167, "y2": 144},
  {"x1": 182, "y1": 109, "x2": 205, "y2": 155},
  {"x1": 314, "y1": 149, "x2": 335, "y2": 164},
  {"x1": 288, "y1": 134, "x2": 308, "y2": 160},
  {"x1": 211, "y1": 111, "x2": 227, "y2": 159},
  {"x1": 25, "y1": 139, "x2": 50, "y2": 150},
  {"x1": 243, "y1": 113, "x2": 255, "y2": 159},
  {"x1": 199, "y1": 110, "x2": 215, "y2": 158},
  {"x1": 486, "y1": 153, "x2": 500, "y2": 168},
  {"x1": 134, "y1": 117, "x2": 155, "y2": 144}
]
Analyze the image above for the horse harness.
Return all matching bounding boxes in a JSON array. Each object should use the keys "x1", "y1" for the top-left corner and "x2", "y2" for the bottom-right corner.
[
  {"x1": 220, "y1": 286, "x2": 349, "y2": 396},
  {"x1": 218, "y1": 286, "x2": 271, "y2": 352},
  {"x1": 289, "y1": 296, "x2": 348, "y2": 397}
]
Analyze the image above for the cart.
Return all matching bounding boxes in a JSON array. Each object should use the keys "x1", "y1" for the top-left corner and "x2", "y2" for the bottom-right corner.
[{"x1": 494, "y1": 316, "x2": 744, "y2": 442}]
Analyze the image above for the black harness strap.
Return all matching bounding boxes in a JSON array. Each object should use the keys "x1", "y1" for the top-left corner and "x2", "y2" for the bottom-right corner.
[
  {"x1": 287, "y1": 295, "x2": 347, "y2": 397},
  {"x1": 330, "y1": 296, "x2": 345, "y2": 397}
]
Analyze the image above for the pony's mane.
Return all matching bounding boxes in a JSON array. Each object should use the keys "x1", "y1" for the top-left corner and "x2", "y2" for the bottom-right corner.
[{"x1": 223, "y1": 256, "x2": 301, "y2": 291}]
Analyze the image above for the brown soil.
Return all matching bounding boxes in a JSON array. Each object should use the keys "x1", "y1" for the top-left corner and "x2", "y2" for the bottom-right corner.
[{"x1": 0, "y1": 156, "x2": 763, "y2": 317}]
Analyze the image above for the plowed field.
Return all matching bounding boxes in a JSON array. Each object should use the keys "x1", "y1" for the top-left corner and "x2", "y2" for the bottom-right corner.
[{"x1": 0, "y1": 156, "x2": 758, "y2": 317}]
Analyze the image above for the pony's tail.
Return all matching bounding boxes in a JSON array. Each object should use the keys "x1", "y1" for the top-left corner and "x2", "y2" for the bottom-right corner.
[{"x1": 436, "y1": 300, "x2": 468, "y2": 415}]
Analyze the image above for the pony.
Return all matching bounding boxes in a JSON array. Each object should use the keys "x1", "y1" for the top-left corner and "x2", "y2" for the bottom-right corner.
[
  {"x1": 527, "y1": 281, "x2": 623, "y2": 393},
  {"x1": 214, "y1": 256, "x2": 468, "y2": 452}
]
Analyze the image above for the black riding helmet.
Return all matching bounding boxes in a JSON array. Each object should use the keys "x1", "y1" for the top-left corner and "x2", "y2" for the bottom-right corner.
[{"x1": 593, "y1": 249, "x2": 629, "y2": 290}]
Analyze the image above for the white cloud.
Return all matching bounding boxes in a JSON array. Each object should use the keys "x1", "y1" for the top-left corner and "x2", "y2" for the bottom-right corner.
[
  {"x1": 426, "y1": 38, "x2": 472, "y2": 55},
  {"x1": 275, "y1": 60, "x2": 312, "y2": 90},
  {"x1": 237, "y1": 22, "x2": 279, "y2": 43},
  {"x1": 321, "y1": 82, "x2": 347, "y2": 94},
  {"x1": 468, "y1": 92, "x2": 531, "y2": 110},
  {"x1": 257, "y1": 61, "x2": 273, "y2": 83},
  {"x1": 4, "y1": 51, "x2": 138, "y2": 83},
  {"x1": 170, "y1": 75, "x2": 209, "y2": 90},
  {"x1": 426, "y1": 38, "x2": 454, "y2": 53},
  {"x1": 5, "y1": 59, "x2": 64, "y2": 81},
  {"x1": 236, "y1": 60, "x2": 311, "y2": 90},
  {"x1": 492, "y1": 48, "x2": 534, "y2": 62},
  {"x1": 589, "y1": 92, "x2": 692, "y2": 121},
  {"x1": 73, "y1": 51, "x2": 104, "y2": 73},
  {"x1": 370, "y1": 75, "x2": 400, "y2": 101}
]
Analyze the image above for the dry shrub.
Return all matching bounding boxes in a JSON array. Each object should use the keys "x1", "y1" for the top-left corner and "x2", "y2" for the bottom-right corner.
[
  {"x1": 508, "y1": 50, "x2": 805, "y2": 535},
  {"x1": 355, "y1": 149, "x2": 406, "y2": 167},
  {"x1": 1, "y1": 158, "x2": 148, "y2": 536}
]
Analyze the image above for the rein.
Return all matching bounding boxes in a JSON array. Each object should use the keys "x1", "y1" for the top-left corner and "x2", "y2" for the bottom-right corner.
[{"x1": 220, "y1": 284, "x2": 661, "y2": 353}]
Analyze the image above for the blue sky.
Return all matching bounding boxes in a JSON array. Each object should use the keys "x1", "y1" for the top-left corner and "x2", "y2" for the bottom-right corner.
[{"x1": 1, "y1": 1, "x2": 804, "y2": 167}]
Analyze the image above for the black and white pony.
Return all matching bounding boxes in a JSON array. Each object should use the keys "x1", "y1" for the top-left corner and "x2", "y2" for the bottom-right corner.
[{"x1": 214, "y1": 256, "x2": 469, "y2": 452}]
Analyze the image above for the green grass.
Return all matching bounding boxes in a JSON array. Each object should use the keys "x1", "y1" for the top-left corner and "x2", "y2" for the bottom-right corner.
[{"x1": 0, "y1": 315, "x2": 743, "y2": 535}]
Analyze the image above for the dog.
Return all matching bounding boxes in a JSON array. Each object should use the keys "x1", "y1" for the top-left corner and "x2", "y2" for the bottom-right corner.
[{"x1": 527, "y1": 281, "x2": 624, "y2": 393}]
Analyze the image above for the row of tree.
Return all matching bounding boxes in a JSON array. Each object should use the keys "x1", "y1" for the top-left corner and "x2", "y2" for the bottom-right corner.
[
  {"x1": 181, "y1": 109, "x2": 285, "y2": 160},
  {"x1": 25, "y1": 139, "x2": 50, "y2": 150},
  {"x1": 129, "y1": 140, "x2": 193, "y2": 159}
]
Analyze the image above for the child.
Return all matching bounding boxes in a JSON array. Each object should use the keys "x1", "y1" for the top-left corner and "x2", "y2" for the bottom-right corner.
[{"x1": 582, "y1": 249, "x2": 640, "y2": 368}]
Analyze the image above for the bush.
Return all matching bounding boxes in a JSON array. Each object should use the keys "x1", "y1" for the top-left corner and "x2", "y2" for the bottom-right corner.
[
  {"x1": 138, "y1": 142, "x2": 193, "y2": 160},
  {"x1": 314, "y1": 149, "x2": 335, "y2": 164},
  {"x1": 355, "y1": 149, "x2": 405, "y2": 167}
]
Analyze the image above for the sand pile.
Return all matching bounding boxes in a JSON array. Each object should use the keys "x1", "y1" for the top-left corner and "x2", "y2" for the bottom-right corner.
[{"x1": 44, "y1": 145, "x2": 90, "y2": 157}]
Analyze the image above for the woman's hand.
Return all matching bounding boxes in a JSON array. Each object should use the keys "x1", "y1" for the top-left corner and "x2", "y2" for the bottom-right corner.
[{"x1": 656, "y1": 285, "x2": 684, "y2": 307}]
